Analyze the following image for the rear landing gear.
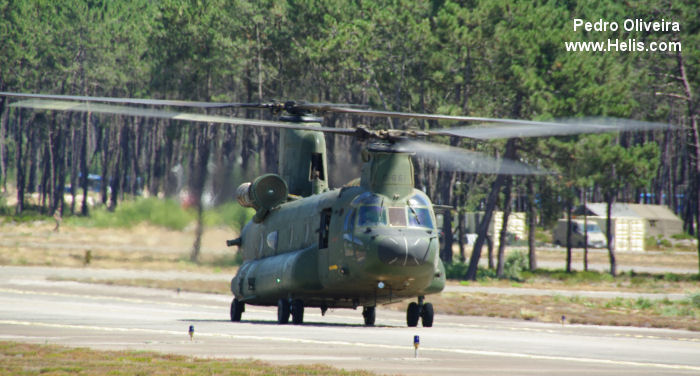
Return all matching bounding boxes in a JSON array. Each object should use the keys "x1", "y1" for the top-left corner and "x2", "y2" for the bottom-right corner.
[
  {"x1": 406, "y1": 296, "x2": 433, "y2": 327},
  {"x1": 362, "y1": 306, "x2": 376, "y2": 326},
  {"x1": 277, "y1": 299, "x2": 290, "y2": 324},
  {"x1": 291, "y1": 299, "x2": 304, "y2": 325},
  {"x1": 278, "y1": 298, "x2": 305, "y2": 325}
]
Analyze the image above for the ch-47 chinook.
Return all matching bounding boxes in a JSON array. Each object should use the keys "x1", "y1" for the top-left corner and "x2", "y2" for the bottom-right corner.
[{"x1": 0, "y1": 92, "x2": 672, "y2": 327}]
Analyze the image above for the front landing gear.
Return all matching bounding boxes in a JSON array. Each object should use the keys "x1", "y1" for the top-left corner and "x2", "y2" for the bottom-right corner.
[
  {"x1": 230, "y1": 298, "x2": 245, "y2": 322},
  {"x1": 406, "y1": 296, "x2": 433, "y2": 327},
  {"x1": 277, "y1": 299, "x2": 290, "y2": 324}
]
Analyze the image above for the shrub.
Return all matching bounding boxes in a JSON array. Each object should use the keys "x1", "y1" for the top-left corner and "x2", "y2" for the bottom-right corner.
[
  {"x1": 204, "y1": 202, "x2": 255, "y2": 231},
  {"x1": 66, "y1": 198, "x2": 193, "y2": 231},
  {"x1": 445, "y1": 262, "x2": 469, "y2": 280},
  {"x1": 671, "y1": 232, "x2": 694, "y2": 240},
  {"x1": 690, "y1": 292, "x2": 700, "y2": 309},
  {"x1": 503, "y1": 251, "x2": 527, "y2": 281}
]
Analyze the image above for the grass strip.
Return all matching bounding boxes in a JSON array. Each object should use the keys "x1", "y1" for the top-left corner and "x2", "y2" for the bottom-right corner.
[{"x1": 0, "y1": 341, "x2": 375, "y2": 376}]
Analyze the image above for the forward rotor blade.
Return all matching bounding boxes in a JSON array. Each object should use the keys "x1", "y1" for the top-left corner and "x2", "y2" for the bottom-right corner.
[
  {"x1": 431, "y1": 117, "x2": 676, "y2": 140},
  {"x1": 0, "y1": 91, "x2": 235, "y2": 108},
  {"x1": 315, "y1": 105, "x2": 572, "y2": 127},
  {"x1": 396, "y1": 139, "x2": 548, "y2": 175},
  {"x1": 9, "y1": 99, "x2": 356, "y2": 135}
]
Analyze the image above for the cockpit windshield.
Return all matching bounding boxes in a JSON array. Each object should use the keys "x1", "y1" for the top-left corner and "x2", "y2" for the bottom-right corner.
[
  {"x1": 357, "y1": 206, "x2": 387, "y2": 226},
  {"x1": 352, "y1": 192, "x2": 434, "y2": 230}
]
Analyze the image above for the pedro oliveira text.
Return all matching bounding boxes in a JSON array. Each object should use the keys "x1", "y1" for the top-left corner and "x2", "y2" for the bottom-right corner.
[{"x1": 573, "y1": 19, "x2": 680, "y2": 33}]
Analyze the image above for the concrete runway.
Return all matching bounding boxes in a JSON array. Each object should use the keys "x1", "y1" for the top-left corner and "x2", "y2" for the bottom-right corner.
[{"x1": 1, "y1": 266, "x2": 699, "y2": 375}]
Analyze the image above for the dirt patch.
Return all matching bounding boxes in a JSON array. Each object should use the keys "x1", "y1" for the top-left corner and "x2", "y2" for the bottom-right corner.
[{"x1": 0, "y1": 221, "x2": 239, "y2": 273}]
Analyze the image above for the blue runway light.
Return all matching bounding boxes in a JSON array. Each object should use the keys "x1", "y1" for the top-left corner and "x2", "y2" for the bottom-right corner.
[{"x1": 413, "y1": 335, "x2": 420, "y2": 358}]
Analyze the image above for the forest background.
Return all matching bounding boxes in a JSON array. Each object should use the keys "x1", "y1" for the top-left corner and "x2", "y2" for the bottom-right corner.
[{"x1": 0, "y1": 0, "x2": 698, "y2": 275}]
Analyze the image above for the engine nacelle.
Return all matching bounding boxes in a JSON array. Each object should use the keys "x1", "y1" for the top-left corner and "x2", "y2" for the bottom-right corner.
[{"x1": 236, "y1": 174, "x2": 288, "y2": 212}]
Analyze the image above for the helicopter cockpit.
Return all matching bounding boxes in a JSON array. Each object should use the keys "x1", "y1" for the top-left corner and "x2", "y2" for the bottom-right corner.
[{"x1": 348, "y1": 191, "x2": 435, "y2": 231}]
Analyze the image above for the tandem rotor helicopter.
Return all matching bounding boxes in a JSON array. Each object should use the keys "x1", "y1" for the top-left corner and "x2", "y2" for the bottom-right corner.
[{"x1": 0, "y1": 91, "x2": 670, "y2": 327}]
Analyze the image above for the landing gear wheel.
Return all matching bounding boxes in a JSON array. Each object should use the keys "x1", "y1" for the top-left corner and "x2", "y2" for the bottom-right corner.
[
  {"x1": 362, "y1": 306, "x2": 376, "y2": 326},
  {"x1": 421, "y1": 302, "x2": 434, "y2": 327},
  {"x1": 291, "y1": 299, "x2": 304, "y2": 325},
  {"x1": 407, "y1": 302, "x2": 420, "y2": 327},
  {"x1": 230, "y1": 298, "x2": 244, "y2": 322},
  {"x1": 277, "y1": 299, "x2": 290, "y2": 324}
]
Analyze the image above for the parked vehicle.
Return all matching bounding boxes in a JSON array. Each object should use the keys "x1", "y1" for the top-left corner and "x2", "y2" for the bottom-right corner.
[{"x1": 553, "y1": 219, "x2": 607, "y2": 248}]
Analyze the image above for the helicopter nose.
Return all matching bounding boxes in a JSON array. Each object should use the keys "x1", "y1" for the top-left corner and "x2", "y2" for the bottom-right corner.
[{"x1": 377, "y1": 235, "x2": 433, "y2": 266}]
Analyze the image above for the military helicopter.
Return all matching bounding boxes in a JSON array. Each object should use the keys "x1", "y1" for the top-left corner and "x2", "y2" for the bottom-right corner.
[{"x1": 0, "y1": 92, "x2": 671, "y2": 327}]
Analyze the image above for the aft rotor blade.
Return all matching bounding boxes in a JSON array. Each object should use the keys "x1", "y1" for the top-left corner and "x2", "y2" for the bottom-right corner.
[
  {"x1": 431, "y1": 117, "x2": 676, "y2": 140},
  {"x1": 9, "y1": 99, "x2": 356, "y2": 135},
  {"x1": 0, "y1": 91, "x2": 235, "y2": 108},
  {"x1": 396, "y1": 139, "x2": 548, "y2": 175}
]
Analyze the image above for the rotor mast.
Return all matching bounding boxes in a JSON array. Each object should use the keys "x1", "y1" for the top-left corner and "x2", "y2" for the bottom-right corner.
[{"x1": 277, "y1": 114, "x2": 328, "y2": 197}]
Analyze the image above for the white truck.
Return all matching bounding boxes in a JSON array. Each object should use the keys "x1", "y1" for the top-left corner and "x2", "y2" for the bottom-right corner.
[{"x1": 553, "y1": 219, "x2": 607, "y2": 248}]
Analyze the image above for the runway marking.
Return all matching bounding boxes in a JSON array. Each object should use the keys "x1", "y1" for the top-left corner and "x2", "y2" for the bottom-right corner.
[
  {"x1": 448, "y1": 321, "x2": 700, "y2": 343},
  {"x1": 3, "y1": 286, "x2": 699, "y2": 343},
  {"x1": 2, "y1": 320, "x2": 699, "y2": 372}
]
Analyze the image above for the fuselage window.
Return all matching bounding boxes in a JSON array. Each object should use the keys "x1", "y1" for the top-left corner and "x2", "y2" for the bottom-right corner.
[
  {"x1": 266, "y1": 231, "x2": 278, "y2": 251},
  {"x1": 319, "y1": 208, "x2": 331, "y2": 249},
  {"x1": 357, "y1": 206, "x2": 387, "y2": 227},
  {"x1": 258, "y1": 233, "x2": 264, "y2": 258}
]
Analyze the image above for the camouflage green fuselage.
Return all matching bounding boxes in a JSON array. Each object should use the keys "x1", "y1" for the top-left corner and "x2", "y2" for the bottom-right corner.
[{"x1": 231, "y1": 147, "x2": 446, "y2": 309}]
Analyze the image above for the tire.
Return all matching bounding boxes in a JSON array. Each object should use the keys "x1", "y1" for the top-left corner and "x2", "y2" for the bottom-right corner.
[
  {"x1": 277, "y1": 299, "x2": 290, "y2": 324},
  {"x1": 421, "y1": 302, "x2": 434, "y2": 327},
  {"x1": 230, "y1": 298, "x2": 244, "y2": 322},
  {"x1": 362, "y1": 306, "x2": 376, "y2": 326},
  {"x1": 407, "y1": 302, "x2": 420, "y2": 327},
  {"x1": 291, "y1": 299, "x2": 304, "y2": 325}
]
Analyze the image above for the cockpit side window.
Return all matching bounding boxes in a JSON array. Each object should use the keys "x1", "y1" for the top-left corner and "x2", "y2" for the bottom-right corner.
[
  {"x1": 407, "y1": 193, "x2": 435, "y2": 229},
  {"x1": 408, "y1": 207, "x2": 434, "y2": 229},
  {"x1": 343, "y1": 208, "x2": 356, "y2": 233}
]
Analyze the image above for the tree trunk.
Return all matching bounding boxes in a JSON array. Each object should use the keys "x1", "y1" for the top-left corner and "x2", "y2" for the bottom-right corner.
[
  {"x1": 605, "y1": 193, "x2": 617, "y2": 277},
  {"x1": 53, "y1": 118, "x2": 67, "y2": 217},
  {"x1": 100, "y1": 125, "x2": 109, "y2": 206},
  {"x1": 14, "y1": 108, "x2": 24, "y2": 214},
  {"x1": 440, "y1": 209, "x2": 454, "y2": 264},
  {"x1": 527, "y1": 177, "x2": 537, "y2": 271},
  {"x1": 496, "y1": 175, "x2": 513, "y2": 278},
  {"x1": 109, "y1": 124, "x2": 125, "y2": 211},
  {"x1": 190, "y1": 125, "x2": 211, "y2": 262},
  {"x1": 565, "y1": 199, "x2": 573, "y2": 273},
  {"x1": 0, "y1": 97, "x2": 7, "y2": 192},
  {"x1": 457, "y1": 208, "x2": 465, "y2": 263},
  {"x1": 675, "y1": 50, "x2": 699, "y2": 275},
  {"x1": 582, "y1": 190, "x2": 589, "y2": 271},
  {"x1": 69, "y1": 121, "x2": 78, "y2": 214},
  {"x1": 466, "y1": 139, "x2": 517, "y2": 280},
  {"x1": 80, "y1": 111, "x2": 90, "y2": 216}
]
